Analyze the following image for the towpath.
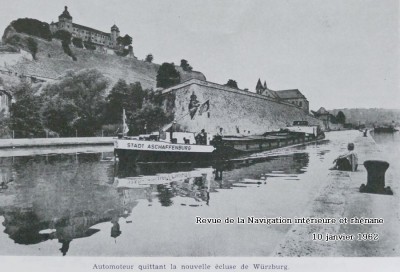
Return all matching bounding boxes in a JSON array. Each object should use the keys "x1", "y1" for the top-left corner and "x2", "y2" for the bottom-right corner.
[{"x1": 273, "y1": 130, "x2": 400, "y2": 256}]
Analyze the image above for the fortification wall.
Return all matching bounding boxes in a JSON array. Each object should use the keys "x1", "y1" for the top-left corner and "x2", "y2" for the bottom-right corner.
[{"x1": 164, "y1": 80, "x2": 324, "y2": 135}]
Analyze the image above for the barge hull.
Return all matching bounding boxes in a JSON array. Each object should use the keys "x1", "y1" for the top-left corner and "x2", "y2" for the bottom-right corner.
[{"x1": 115, "y1": 148, "x2": 215, "y2": 163}]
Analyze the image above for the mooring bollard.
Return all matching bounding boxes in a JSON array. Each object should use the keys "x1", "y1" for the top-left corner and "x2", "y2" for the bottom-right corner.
[{"x1": 360, "y1": 160, "x2": 393, "y2": 195}]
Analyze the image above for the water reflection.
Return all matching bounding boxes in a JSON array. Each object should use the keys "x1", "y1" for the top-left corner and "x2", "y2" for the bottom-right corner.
[{"x1": 0, "y1": 148, "x2": 310, "y2": 255}]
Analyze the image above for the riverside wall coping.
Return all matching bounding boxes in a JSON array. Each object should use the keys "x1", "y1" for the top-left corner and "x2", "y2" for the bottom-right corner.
[{"x1": 0, "y1": 137, "x2": 114, "y2": 149}]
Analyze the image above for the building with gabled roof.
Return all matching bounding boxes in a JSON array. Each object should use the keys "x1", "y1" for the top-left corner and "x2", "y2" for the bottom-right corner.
[{"x1": 255, "y1": 79, "x2": 309, "y2": 113}]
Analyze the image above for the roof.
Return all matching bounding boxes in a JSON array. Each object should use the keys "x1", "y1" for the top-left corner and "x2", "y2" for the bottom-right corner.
[
  {"x1": 72, "y1": 23, "x2": 111, "y2": 37},
  {"x1": 59, "y1": 6, "x2": 72, "y2": 20},
  {"x1": 256, "y1": 79, "x2": 263, "y2": 90},
  {"x1": 274, "y1": 89, "x2": 306, "y2": 100},
  {"x1": 111, "y1": 24, "x2": 120, "y2": 32}
]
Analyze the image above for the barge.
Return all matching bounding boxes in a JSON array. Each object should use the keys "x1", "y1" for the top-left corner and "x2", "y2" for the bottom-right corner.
[{"x1": 114, "y1": 121, "x2": 324, "y2": 163}]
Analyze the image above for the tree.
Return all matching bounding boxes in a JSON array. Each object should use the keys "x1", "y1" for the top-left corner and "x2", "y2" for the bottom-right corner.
[
  {"x1": 156, "y1": 63, "x2": 180, "y2": 89},
  {"x1": 225, "y1": 79, "x2": 238, "y2": 89},
  {"x1": 145, "y1": 54, "x2": 153, "y2": 63},
  {"x1": 104, "y1": 80, "x2": 145, "y2": 124},
  {"x1": 52, "y1": 30, "x2": 72, "y2": 44},
  {"x1": 11, "y1": 18, "x2": 52, "y2": 41},
  {"x1": 26, "y1": 37, "x2": 38, "y2": 60},
  {"x1": 336, "y1": 111, "x2": 346, "y2": 124},
  {"x1": 117, "y1": 34, "x2": 132, "y2": 47},
  {"x1": 41, "y1": 69, "x2": 108, "y2": 136},
  {"x1": 131, "y1": 103, "x2": 170, "y2": 135},
  {"x1": 9, "y1": 81, "x2": 44, "y2": 138},
  {"x1": 72, "y1": 37, "x2": 84, "y2": 48},
  {"x1": 180, "y1": 59, "x2": 193, "y2": 71}
]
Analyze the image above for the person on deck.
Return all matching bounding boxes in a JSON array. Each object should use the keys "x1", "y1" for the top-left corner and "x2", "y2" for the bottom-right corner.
[
  {"x1": 330, "y1": 143, "x2": 358, "y2": 171},
  {"x1": 196, "y1": 129, "x2": 207, "y2": 145}
]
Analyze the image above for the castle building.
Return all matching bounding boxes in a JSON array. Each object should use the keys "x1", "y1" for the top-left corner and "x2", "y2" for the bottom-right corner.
[
  {"x1": 50, "y1": 6, "x2": 121, "y2": 48},
  {"x1": 255, "y1": 78, "x2": 309, "y2": 113}
]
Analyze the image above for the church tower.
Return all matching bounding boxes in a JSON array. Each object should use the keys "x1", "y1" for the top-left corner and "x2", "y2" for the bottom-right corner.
[
  {"x1": 256, "y1": 78, "x2": 264, "y2": 94},
  {"x1": 58, "y1": 6, "x2": 73, "y2": 32}
]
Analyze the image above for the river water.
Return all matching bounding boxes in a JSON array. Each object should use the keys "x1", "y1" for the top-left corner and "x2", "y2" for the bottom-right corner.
[{"x1": 0, "y1": 130, "x2": 398, "y2": 256}]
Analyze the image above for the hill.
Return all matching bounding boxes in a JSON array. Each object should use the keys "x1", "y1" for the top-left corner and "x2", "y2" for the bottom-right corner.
[
  {"x1": 0, "y1": 29, "x2": 206, "y2": 90},
  {"x1": 330, "y1": 108, "x2": 400, "y2": 126}
]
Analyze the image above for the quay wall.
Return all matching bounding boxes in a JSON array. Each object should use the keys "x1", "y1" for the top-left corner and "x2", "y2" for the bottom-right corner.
[
  {"x1": 163, "y1": 80, "x2": 324, "y2": 135},
  {"x1": 0, "y1": 137, "x2": 114, "y2": 149}
]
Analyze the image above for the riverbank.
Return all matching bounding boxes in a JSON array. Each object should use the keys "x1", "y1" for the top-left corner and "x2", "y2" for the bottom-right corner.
[
  {"x1": 273, "y1": 130, "x2": 399, "y2": 256},
  {"x1": 0, "y1": 137, "x2": 114, "y2": 149}
]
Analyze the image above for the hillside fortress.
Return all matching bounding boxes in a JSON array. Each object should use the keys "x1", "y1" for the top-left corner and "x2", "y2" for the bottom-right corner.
[{"x1": 50, "y1": 6, "x2": 121, "y2": 49}]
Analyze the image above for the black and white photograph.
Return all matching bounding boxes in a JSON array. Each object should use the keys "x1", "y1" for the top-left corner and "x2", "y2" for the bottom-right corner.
[{"x1": 0, "y1": 0, "x2": 399, "y2": 271}]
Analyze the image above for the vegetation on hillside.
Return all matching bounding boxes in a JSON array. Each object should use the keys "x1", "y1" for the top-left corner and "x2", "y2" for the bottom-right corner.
[
  {"x1": 104, "y1": 79, "x2": 171, "y2": 135},
  {"x1": 9, "y1": 81, "x2": 44, "y2": 138},
  {"x1": 5, "y1": 35, "x2": 38, "y2": 60},
  {"x1": 145, "y1": 54, "x2": 153, "y2": 63},
  {"x1": 72, "y1": 37, "x2": 84, "y2": 48},
  {"x1": 41, "y1": 69, "x2": 108, "y2": 137},
  {"x1": 11, "y1": 18, "x2": 52, "y2": 41},
  {"x1": 225, "y1": 79, "x2": 238, "y2": 89},
  {"x1": 116, "y1": 34, "x2": 132, "y2": 47},
  {"x1": 180, "y1": 59, "x2": 193, "y2": 71},
  {"x1": 53, "y1": 30, "x2": 77, "y2": 61},
  {"x1": 5, "y1": 69, "x2": 172, "y2": 138},
  {"x1": 156, "y1": 63, "x2": 180, "y2": 89}
]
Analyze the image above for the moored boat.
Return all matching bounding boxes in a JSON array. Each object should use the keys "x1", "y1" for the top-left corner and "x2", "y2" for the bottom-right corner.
[
  {"x1": 373, "y1": 126, "x2": 398, "y2": 133},
  {"x1": 114, "y1": 131, "x2": 216, "y2": 163}
]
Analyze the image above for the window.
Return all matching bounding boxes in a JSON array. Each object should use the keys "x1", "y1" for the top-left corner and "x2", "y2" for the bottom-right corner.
[{"x1": 299, "y1": 101, "x2": 302, "y2": 107}]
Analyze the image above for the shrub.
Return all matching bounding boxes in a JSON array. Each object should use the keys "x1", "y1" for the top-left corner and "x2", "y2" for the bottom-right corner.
[
  {"x1": 114, "y1": 48, "x2": 129, "y2": 57},
  {"x1": 156, "y1": 63, "x2": 180, "y2": 88},
  {"x1": 84, "y1": 40, "x2": 96, "y2": 50},
  {"x1": 52, "y1": 30, "x2": 71, "y2": 44},
  {"x1": 72, "y1": 37, "x2": 83, "y2": 48},
  {"x1": 61, "y1": 40, "x2": 77, "y2": 61},
  {"x1": 26, "y1": 37, "x2": 38, "y2": 60}
]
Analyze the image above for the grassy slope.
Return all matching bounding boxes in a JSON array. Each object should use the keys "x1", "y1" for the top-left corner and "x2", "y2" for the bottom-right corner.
[{"x1": 3, "y1": 33, "x2": 206, "y2": 90}]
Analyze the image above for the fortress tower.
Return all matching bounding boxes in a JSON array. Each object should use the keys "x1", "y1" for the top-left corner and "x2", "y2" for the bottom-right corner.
[
  {"x1": 110, "y1": 24, "x2": 120, "y2": 47},
  {"x1": 58, "y1": 6, "x2": 73, "y2": 32}
]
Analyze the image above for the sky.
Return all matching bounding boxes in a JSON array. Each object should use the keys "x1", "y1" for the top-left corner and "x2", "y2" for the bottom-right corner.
[{"x1": 0, "y1": 0, "x2": 398, "y2": 110}]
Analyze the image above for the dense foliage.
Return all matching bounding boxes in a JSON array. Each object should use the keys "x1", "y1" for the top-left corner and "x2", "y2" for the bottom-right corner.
[
  {"x1": 72, "y1": 37, "x2": 84, "y2": 48},
  {"x1": 116, "y1": 34, "x2": 132, "y2": 47},
  {"x1": 26, "y1": 37, "x2": 38, "y2": 59},
  {"x1": 53, "y1": 30, "x2": 76, "y2": 60},
  {"x1": 156, "y1": 63, "x2": 180, "y2": 89},
  {"x1": 6, "y1": 69, "x2": 172, "y2": 138},
  {"x1": 105, "y1": 79, "x2": 170, "y2": 135},
  {"x1": 180, "y1": 59, "x2": 193, "y2": 71},
  {"x1": 336, "y1": 111, "x2": 346, "y2": 124},
  {"x1": 41, "y1": 69, "x2": 108, "y2": 136},
  {"x1": 9, "y1": 81, "x2": 44, "y2": 138},
  {"x1": 11, "y1": 18, "x2": 52, "y2": 41},
  {"x1": 84, "y1": 39, "x2": 96, "y2": 50},
  {"x1": 225, "y1": 79, "x2": 238, "y2": 89},
  {"x1": 145, "y1": 54, "x2": 153, "y2": 63},
  {"x1": 104, "y1": 80, "x2": 145, "y2": 124}
]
